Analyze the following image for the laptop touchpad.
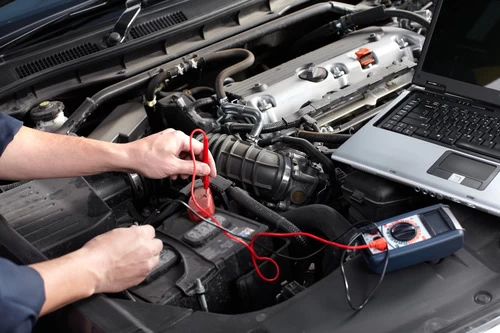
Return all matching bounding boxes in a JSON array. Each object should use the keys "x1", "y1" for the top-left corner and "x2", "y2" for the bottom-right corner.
[{"x1": 427, "y1": 152, "x2": 500, "y2": 190}]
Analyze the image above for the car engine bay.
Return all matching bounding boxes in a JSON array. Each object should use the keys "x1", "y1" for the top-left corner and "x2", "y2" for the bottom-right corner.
[{"x1": 2, "y1": 1, "x2": 500, "y2": 332}]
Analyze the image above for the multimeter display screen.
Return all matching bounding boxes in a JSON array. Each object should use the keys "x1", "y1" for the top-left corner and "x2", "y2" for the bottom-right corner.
[{"x1": 422, "y1": 211, "x2": 450, "y2": 235}]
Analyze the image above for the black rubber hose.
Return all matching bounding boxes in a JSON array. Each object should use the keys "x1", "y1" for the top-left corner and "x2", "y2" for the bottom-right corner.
[
  {"x1": 258, "y1": 136, "x2": 335, "y2": 174},
  {"x1": 57, "y1": 72, "x2": 152, "y2": 134},
  {"x1": 384, "y1": 8, "x2": 430, "y2": 29},
  {"x1": 0, "y1": 214, "x2": 48, "y2": 264},
  {"x1": 145, "y1": 67, "x2": 179, "y2": 103},
  {"x1": 281, "y1": 205, "x2": 351, "y2": 243},
  {"x1": 227, "y1": 186, "x2": 310, "y2": 251},
  {"x1": 186, "y1": 96, "x2": 217, "y2": 115},
  {"x1": 186, "y1": 86, "x2": 215, "y2": 96},
  {"x1": 149, "y1": 201, "x2": 182, "y2": 228},
  {"x1": 183, "y1": 97, "x2": 218, "y2": 130},
  {"x1": 345, "y1": 6, "x2": 430, "y2": 29},
  {"x1": 202, "y1": 49, "x2": 254, "y2": 102},
  {"x1": 295, "y1": 130, "x2": 351, "y2": 144}
]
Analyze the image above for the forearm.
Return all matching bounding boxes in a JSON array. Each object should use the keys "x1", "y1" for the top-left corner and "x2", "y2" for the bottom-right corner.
[
  {"x1": 29, "y1": 248, "x2": 99, "y2": 316},
  {"x1": 0, "y1": 127, "x2": 133, "y2": 180}
]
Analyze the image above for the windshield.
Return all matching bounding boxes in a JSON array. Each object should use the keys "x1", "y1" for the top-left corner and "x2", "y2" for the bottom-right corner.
[{"x1": 0, "y1": 0, "x2": 89, "y2": 36}]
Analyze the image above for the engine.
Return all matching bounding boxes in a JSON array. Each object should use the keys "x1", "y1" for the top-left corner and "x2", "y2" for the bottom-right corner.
[
  {"x1": 150, "y1": 26, "x2": 424, "y2": 208},
  {"x1": 0, "y1": 1, "x2": 431, "y2": 316},
  {"x1": 225, "y1": 27, "x2": 423, "y2": 129}
]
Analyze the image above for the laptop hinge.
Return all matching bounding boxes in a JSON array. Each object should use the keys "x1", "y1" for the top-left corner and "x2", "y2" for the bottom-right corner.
[{"x1": 425, "y1": 81, "x2": 446, "y2": 93}]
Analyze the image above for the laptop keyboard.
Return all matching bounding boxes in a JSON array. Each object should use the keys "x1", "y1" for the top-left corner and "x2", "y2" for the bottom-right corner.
[{"x1": 379, "y1": 92, "x2": 500, "y2": 160}]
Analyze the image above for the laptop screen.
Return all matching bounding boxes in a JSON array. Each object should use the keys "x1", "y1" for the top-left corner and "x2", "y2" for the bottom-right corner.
[{"x1": 418, "y1": 0, "x2": 500, "y2": 96}]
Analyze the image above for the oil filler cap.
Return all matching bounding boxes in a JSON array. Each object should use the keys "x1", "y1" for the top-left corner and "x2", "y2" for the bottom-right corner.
[{"x1": 298, "y1": 65, "x2": 328, "y2": 82}]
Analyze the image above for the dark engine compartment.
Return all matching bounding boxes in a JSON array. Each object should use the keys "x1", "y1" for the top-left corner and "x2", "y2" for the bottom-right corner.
[{"x1": 2, "y1": 1, "x2": 500, "y2": 332}]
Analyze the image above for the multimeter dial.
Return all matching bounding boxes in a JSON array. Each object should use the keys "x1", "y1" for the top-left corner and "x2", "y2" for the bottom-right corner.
[
  {"x1": 380, "y1": 215, "x2": 431, "y2": 249},
  {"x1": 390, "y1": 222, "x2": 417, "y2": 241}
]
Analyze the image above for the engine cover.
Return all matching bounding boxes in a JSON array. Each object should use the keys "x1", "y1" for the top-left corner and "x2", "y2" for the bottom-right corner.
[{"x1": 225, "y1": 26, "x2": 424, "y2": 126}]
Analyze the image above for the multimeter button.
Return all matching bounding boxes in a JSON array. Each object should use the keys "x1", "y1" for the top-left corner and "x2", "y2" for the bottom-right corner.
[{"x1": 391, "y1": 223, "x2": 417, "y2": 241}]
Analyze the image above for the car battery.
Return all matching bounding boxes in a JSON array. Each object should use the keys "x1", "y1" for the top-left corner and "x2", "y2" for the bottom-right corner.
[
  {"x1": 342, "y1": 170, "x2": 431, "y2": 221},
  {"x1": 128, "y1": 208, "x2": 269, "y2": 313}
]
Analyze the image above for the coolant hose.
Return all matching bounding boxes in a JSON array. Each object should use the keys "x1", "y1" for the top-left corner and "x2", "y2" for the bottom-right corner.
[
  {"x1": 185, "y1": 96, "x2": 218, "y2": 128},
  {"x1": 144, "y1": 67, "x2": 179, "y2": 104},
  {"x1": 227, "y1": 186, "x2": 310, "y2": 251},
  {"x1": 57, "y1": 72, "x2": 151, "y2": 134},
  {"x1": 202, "y1": 49, "x2": 255, "y2": 102},
  {"x1": 186, "y1": 96, "x2": 217, "y2": 115},
  {"x1": 0, "y1": 214, "x2": 48, "y2": 264}
]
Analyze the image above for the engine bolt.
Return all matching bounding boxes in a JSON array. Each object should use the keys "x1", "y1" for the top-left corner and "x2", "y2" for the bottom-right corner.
[{"x1": 257, "y1": 99, "x2": 272, "y2": 111}]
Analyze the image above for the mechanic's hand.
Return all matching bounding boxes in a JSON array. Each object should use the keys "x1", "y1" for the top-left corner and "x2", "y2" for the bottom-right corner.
[
  {"x1": 81, "y1": 225, "x2": 163, "y2": 293},
  {"x1": 126, "y1": 129, "x2": 217, "y2": 180}
]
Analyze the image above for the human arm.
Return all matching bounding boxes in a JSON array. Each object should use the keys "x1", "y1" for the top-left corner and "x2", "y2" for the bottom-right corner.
[
  {"x1": 0, "y1": 126, "x2": 216, "y2": 180},
  {"x1": 29, "y1": 225, "x2": 162, "y2": 316}
]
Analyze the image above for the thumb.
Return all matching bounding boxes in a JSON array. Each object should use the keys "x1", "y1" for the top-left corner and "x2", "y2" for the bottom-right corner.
[{"x1": 175, "y1": 160, "x2": 210, "y2": 176}]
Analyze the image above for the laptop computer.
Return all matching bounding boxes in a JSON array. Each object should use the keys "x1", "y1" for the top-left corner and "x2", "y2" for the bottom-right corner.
[{"x1": 332, "y1": 0, "x2": 500, "y2": 216}]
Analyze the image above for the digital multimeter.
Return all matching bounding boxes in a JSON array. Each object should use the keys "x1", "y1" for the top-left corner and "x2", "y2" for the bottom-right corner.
[{"x1": 362, "y1": 204, "x2": 464, "y2": 273}]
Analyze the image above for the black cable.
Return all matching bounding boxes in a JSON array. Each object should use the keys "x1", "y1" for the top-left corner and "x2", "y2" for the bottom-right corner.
[{"x1": 340, "y1": 232, "x2": 389, "y2": 311}]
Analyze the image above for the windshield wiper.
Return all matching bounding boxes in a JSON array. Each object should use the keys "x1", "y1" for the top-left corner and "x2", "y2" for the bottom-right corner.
[
  {"x1": 107, "y1": 0, "x2": 142, "y2": 46},
  {"x1": 0, "y1": 0, "x2": 126, "y2": 52}
]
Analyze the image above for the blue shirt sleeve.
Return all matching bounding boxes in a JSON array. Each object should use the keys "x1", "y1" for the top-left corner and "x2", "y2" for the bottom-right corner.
[
  {"x1": 0, "y1": 258, "x2": 46, "y2": 333},
  {"x1": 0, "y1": 113, "x2": 23, "y2": 156}
]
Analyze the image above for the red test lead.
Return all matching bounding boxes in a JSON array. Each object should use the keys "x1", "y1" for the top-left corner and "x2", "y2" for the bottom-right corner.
[{"x1": 187, "y1": 130, "x2": 215, "y2": 221}]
